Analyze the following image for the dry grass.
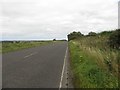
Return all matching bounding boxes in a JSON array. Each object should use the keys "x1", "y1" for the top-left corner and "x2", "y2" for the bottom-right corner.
[
  {"x1": 76, "y1": 35, "x2": 118, "y2": 76},
  {"x1": 69, "y1": 34, "x2": 119, "y2": 88}
]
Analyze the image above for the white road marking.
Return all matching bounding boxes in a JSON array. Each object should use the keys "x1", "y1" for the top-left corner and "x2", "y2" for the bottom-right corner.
[
  {"x1": 59, "y1": 47, "x2": 68, "y2": 90},
  {"x1": 24, "y1": 52, "x2": 38, "y2": 58}
]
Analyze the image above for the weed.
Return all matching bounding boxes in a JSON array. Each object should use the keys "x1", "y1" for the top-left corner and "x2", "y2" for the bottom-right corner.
[{"x1": 69, "y1": 34, "x2": 118, "y2": 88}]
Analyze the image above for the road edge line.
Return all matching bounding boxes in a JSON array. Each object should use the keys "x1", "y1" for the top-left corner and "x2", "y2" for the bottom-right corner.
[{"x1": 59, "y1": 47, "x2": 68, "y2": 90}]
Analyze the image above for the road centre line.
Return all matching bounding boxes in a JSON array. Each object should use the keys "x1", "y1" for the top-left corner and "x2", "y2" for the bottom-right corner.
[{"x1": 24, "y1": 52, "x2": 38, "y2": 58}]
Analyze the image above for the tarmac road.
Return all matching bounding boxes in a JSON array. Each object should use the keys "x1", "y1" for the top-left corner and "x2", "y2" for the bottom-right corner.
[{"x1": 2, "y1": 41, "x2": 68, "y2": 88}]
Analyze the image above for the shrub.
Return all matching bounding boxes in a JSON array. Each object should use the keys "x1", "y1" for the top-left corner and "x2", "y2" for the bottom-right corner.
[
  {"x1": 67, "y1": 31, "x2": 84, "y2": 41},
  {"x1": 53, "y1": 39, "x2": 56, "y2": 41},
  {"x1": 88, "y1": 32, "x2": 97, "y2": 36},
  {"x1": 108, "y1": 29, "x2": 120, "y2": 49}
]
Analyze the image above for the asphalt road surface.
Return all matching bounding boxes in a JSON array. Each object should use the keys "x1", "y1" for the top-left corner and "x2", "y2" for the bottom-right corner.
[{"x1": 2, "y1": 41, "x2": 68, "y2": 88}]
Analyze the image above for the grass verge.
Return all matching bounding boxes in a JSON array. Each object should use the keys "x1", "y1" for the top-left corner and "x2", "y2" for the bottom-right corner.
[
  {"x1": 69, "y1": 40, "x2": 118, "y2": 88},
  {"x1": 2, "y1": 41, "x2": 53, "y2": 53},
  {"x1": 0, "y1": 42, "x2": 2, "y2": 53}
]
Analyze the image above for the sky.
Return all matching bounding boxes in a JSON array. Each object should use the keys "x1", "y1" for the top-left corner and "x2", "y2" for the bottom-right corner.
[{"x1": 0, "y1": 0, "x2": 118, "y2": 40}]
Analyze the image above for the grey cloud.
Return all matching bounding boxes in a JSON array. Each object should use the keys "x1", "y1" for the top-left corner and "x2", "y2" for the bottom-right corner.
[{"x1": 1, "y1": 0, "x2": 118, "y2": 40}]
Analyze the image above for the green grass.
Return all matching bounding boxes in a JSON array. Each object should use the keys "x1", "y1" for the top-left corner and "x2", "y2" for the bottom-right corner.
[
  {"x1": 2, "y1": 41, "x2": 54, "y2": 53},
  {"x1": 0, "y1": 42, "x2": 2, "y2": 53},
  {"x1": 69, "y1": 35, "x2": 119, "y2": 88}
]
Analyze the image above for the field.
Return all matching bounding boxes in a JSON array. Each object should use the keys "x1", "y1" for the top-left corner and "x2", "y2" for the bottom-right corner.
[
  {"x1": 0, "y1": 42, "x2": 2, "y2": 53},
  {"x1": 69, "y1": 34, "x2": 119, "y2": 88},
  {"x1": 2, "y1": 41, "x2": 53, "y2": 53}
]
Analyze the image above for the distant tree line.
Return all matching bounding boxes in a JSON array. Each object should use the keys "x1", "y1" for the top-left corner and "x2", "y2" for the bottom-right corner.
[
  {"x1": 67, "y1": 29, "x2": 120, "y2": 49},
  {"x1": 67, "y1": 31, "x2": 98, "y2": 41}
]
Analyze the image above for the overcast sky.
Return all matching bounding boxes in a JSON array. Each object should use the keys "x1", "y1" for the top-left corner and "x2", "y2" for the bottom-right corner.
[{"x1": 1, "y1": 0, "x2": 118, "y2": 40}]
